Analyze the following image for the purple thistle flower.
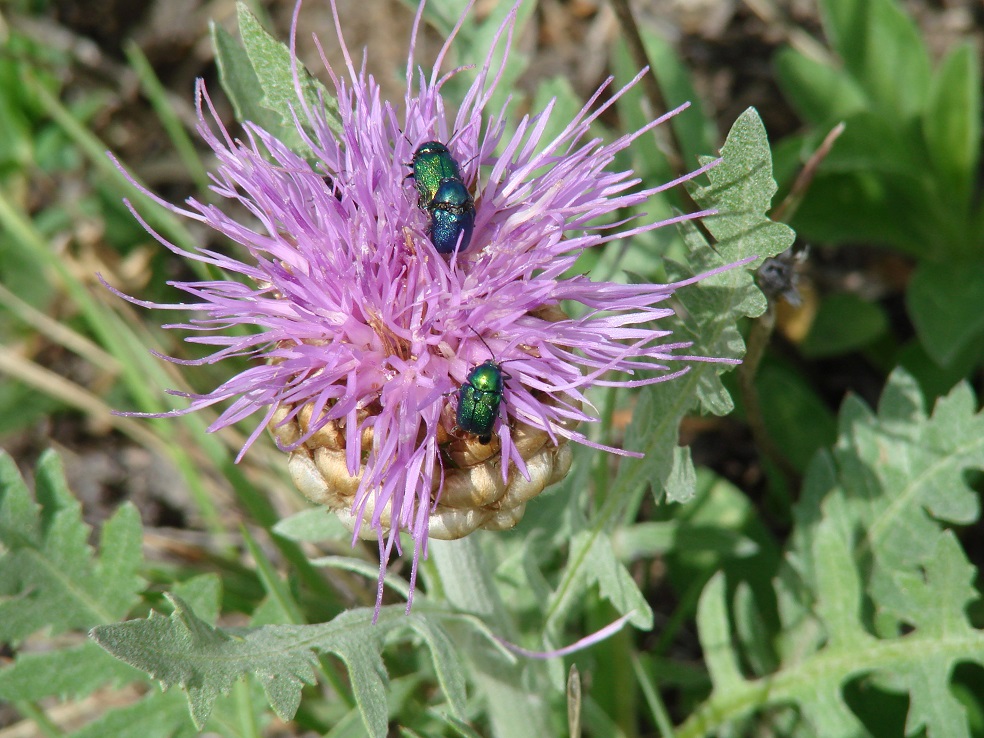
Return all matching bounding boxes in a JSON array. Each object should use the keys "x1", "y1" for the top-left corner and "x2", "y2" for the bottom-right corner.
[{"x1": 112, "y1": 0, "x2": 738, "y2": 615}]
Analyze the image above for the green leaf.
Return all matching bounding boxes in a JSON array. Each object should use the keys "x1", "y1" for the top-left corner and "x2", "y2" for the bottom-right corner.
[
  {"x1": 90, "y1": 594, "x2": 319, "y2": 730},
  {"x1": 757, "y1": 359, "x2": 837, "y2": 471},
  {"x1": 821, "y1": 0, "x2": 930, "y2": 118},
  {"x1": 677, "y1": 370, "x2": 984, "y2": 738},
  {"x1": 211, "y1": 21, "x2": 283, "y2": 137},
  {"x1": 0, "y1": 450, "x2": 144, "y2": 643},
  {"x1": 690, "y1": 109, "x2": 795, "y2": 271},
  {"x1": 69, "y1": 689, "x2": 197, "y2": 738},
  {"x1": 615, "y1": 521, "x2": 758, "y2": 563},
  {"x1": 733, "y1": 582, "x2": 777, "y2": 676},
  {"x1": 923, "y1": 42, "x2": 981, "y2": 208},
  {"x1": 800, "y1": 292, "x2": 889, "y2": 357},
  {"x1": 663, "y1": 107, "x2": 794, "y2": 460},
  {"x1": 546, "y1": 529, "x2": 653, "y2": 638},
  {"x1": 272, "y1": 505, "x2": 350, "y2": 542},
  {"x1": 0, "y1": 642, "x2": 140, "y2": 701},
  {"x1": 91, "y1": 597, "x2": 480, "y2": 736},
  {"x1": 811, "y1": 111, "x2": 921, "y2": 176},
  {"x1": 612, "y1": 32, "x2": 717, "y2": 173},
  {"x1": 214, "y1": 3, "x2": 341, "y2": 159},
  {"x1": 661, "y1": 444, "x2": 695, "y2": 503},
  {"x1": 773, "y1": 48, "x2": 867, "y2": 125},
  {"x1": 860, "y1": 0, "x2": 931, "y2": 118},
  {"x1": 897, "y1": 337, "x2": 983, "y2": 403},
  {"x1": 788, "y1": 170, "x2": 932, "y2": 255},
  {"x1": 818, "y1": 0, "x2": 867, "y2": 75},
  {"x1": 570, "y1": 112, "x2": 793, "y2": 639},
  {"x1": 907, "y1": 260, "x2": 984, "y2": 367},
  {"x1": 695, "y1": 573, "x2": 744, "y2": 692}
]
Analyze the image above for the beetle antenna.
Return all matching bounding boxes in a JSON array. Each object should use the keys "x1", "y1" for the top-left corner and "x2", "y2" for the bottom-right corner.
[{"x1": 468, "y1": 325, "x2": 495, "y2": 360}]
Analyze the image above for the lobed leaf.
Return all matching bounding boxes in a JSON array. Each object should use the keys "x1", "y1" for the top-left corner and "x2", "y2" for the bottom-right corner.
[
  {"x1": 0, "y1": 450, "x2": 144, "y2": 644},
  {"x1": 547, "y1": 109, "x2": 792, "y2": 640},
  {"x1": 677, "y1": 370, "x2": 984, "y2": 737},
  {"x1": 91, "y1": 596, "x2": 492, "y2": 736},
  {"x1": 631, "y1": 108, "x2": 793, "y2": 490}
]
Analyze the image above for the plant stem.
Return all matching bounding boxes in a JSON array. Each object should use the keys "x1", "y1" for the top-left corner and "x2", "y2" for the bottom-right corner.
[
  {"x1": 429, "y1": 537, "x2": 554, "y2": 738},
  {"x1": 736, "y1": 304, "x2": 799, "y2": 484}
]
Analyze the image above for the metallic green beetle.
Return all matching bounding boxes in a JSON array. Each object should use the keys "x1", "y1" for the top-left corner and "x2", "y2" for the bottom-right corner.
[
  {"x1": 456, "y1": 359, "x2": 508, "y2": 444},
  {"x1": 428, "y1": 178, "x2": 475, "y2": 253},
  {"x1": 409, "y1": 141, "x2": 463, "y2": 209}
]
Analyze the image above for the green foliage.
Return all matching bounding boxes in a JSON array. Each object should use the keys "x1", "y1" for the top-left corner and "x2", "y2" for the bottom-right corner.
[
  {"x1": 800, "y1": 292, "x2": 889, "y2": 358},
  {"x1": 0, "y1": 450, "x2": 144, "y2": 643},
  {"x1": 91, "y1": 595, "x2": 503, "y2": 736},
  {"x1": 212, "y1": 3, "x2": 342, "y2": 157},
  {"x1": 677, "y1": 370, "x2": 984, "y2": 737},
  {"x1": 542, "y1": 109, "x2": 793, "y2": 647},
  {"x1": 773, "y1": 0, "x2": 984, "y2": 368},
  {"x1": 6, "y1": 0, "x2": 984, "y2": 736}
]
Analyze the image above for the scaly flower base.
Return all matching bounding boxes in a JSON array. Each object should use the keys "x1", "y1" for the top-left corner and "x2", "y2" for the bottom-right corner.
[{"x1": 269, "y1": 393, "x2": 576, "y2": 540}]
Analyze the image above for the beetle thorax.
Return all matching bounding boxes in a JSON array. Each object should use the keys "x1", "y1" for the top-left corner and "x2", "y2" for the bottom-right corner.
[{"x1": 467, "y1": 361, "x2": 504, "y2": 392}]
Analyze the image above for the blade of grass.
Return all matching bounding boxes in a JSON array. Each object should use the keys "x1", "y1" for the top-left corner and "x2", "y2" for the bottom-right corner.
[
  {"x1": 632, "y1": 654, "x2": 676, "y2": 737},
  {"x1": 0, "y1": 346, "x2": 161, "y2": 452},
  {"x1": 0, "y1": 188, "x2": 226, "y2": 537},
  {"x1": 25, "y1": 72, "x2": 345, "y2": 610},
  {"x1": 123, "y1": 41, "x2": 212, "y2": 194},
  {"x1": 0, "y1": 282, "x2": 121, "y2": 373},
  {"x1": 28, "y1": 75, "x2": 208, "y2": 273}
]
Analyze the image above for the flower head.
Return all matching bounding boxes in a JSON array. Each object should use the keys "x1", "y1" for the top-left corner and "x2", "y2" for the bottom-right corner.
[{"x1": 114, "y1": 0, "x2": 734, "y2": 614}]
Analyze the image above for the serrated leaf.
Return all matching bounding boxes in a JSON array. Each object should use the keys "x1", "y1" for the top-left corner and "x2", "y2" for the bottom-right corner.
[
  {"x1": 848, "y1": 372, "x2": 983, "y2": 558},
  {"x1": 170, "y1": 573, "x2": 222, "y2": 626},
  {"x1": 0, "y1": 450, "x2": 144, "y2": 643},
  {"x1": 90, "y1": 593, "x2": 319, "y2": 729},
  {"x1": 616, "y1": 108, "x2": 792, "y2": 497},
  {"x1": 91, "y1": 596, "x2": 485, "y2": 736},
  {"x1": 679, "y1": 369, "x2": 984, "y2": 736},
  {"x1": 547, "y1": 529, "x2": 653, "y2": 635}
]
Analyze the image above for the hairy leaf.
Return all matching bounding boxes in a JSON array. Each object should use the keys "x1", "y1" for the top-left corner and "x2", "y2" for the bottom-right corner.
[
  {"x1": 547, "y1": 109, "x2": 793, "y2": 640},
  {"x1": 213, "y1": 3, "x2": 341, "y2": 159},
  {"x1": 0, "y1": 642, "x2": 139, "y2": 702},
  {"x1": 91, "y1": 596, "x2": 490, "y2": 736},
  {"x1": 677, "y1": 370, "x2": 984, "y2": 737},
  {"x1": 627, "y1": 107, "x2": 794, "y2": 493},
  {"x1": 0, "y1": 450, "x2": 144, "y2": 643}
]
